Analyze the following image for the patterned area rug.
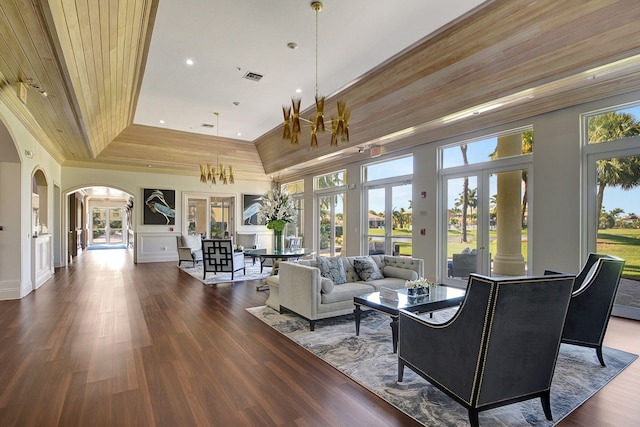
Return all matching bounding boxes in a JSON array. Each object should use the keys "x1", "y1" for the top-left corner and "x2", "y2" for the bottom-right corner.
[
  {"x1": 178, "y1": 261, "x2": 272, "y2": 284},
  {"x1": 246, "y1": 305, "x2": 637, "y2": 426}
]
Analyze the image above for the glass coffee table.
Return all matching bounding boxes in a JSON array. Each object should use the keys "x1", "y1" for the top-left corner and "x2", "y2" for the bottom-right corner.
[{"x1": 354, "y1": 286, "x2": 465, "y2": 353}]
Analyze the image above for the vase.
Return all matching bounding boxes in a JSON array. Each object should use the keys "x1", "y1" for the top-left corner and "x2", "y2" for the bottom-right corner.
[{"x1": 273, "y1": 230, "x2": 284, "y2": 253}]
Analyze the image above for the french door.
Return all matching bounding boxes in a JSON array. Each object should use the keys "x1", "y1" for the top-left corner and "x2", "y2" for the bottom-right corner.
[
  {"x1": 441, "y1": 164, "x2": 530, "y2": 286},
  {"x1": 586, "y1": 143, "x2": 640, "y2": 319},
  {"x1": 184, "y1": 193, "x2": 235, "y2": 238},
  {"x1": 91, "y1": 208, "x2": 123, "y2": 245},
  {"x1": 365, "y1": 181, "x2": 412, "y2": 256}
]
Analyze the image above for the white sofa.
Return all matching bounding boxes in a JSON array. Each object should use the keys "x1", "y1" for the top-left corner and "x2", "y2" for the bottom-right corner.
[{"x1": 276, "y1": 255, "x2": 424, "y2": 330}]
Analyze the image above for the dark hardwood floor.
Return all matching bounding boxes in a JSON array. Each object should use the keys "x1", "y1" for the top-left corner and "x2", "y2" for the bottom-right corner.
[{"x1": 0, "y1": 249, "x2": 637, "y2": 426}]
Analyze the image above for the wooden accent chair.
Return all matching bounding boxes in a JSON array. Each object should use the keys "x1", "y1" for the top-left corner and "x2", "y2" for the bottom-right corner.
[
  {"x1": 549, "y1": 253, "x2": 625, "y2": 366},
  {"x1": 398, "y1": 273, "x2": 575, "y2": 427},
  {"x1": 201, "y1": 239, "x2": 245, "y2": 280}
]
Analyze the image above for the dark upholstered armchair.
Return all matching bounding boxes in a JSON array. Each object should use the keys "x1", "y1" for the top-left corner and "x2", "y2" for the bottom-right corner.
[
  {"x1": 549, "y1": 253, "x2": 625, "y2": 366},
  {"x1": 398, "y1": 273, "x2": 574, "y2": 427},
  {"x1": 201, "y1": 239, "x2": 246, "y2": 280}
]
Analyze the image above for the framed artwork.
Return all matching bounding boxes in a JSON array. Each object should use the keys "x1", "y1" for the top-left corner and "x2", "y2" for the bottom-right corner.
[
  {"x1": 143, "y1": 189, "x2": 176, "y2": 225},
  {"x1": 243, "y1": 194, "x2": 265, "y2": 225}
]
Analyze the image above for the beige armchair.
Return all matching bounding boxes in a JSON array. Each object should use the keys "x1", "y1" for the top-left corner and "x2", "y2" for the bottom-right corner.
[
  {"x1": 177, "y1": 234, "x2": 202, "y2": 266},
  {"x1": 235, "y1": 233, "x2": 258, "y2": 250}
]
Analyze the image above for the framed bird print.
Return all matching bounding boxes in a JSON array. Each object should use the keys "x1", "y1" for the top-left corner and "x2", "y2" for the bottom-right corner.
[
  {"x1": 243, "y1": 194, "x2": 266, "y2": 225},
  {"x1": 143, "y1": 189, "x2": 176, "y2": 225}
]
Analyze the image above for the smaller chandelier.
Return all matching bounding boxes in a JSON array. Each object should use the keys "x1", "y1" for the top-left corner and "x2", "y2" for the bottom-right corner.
[
  {"x1": 199, "y1": 112, "x2": 235, "y2": 184},
  {"x1": 200, "y1": 160, "x2": 235, "y2": 185},
  {"x1": 281, "y1": 1, "x2": 350, "y2": 148}
]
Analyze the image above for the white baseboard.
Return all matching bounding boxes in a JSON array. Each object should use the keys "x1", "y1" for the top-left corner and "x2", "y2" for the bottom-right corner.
[{"x1": 0, "y1": 279, "x2": 23, "y2": 300}]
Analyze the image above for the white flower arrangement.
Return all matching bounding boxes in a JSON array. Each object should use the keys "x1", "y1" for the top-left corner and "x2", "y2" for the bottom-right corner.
[
  {"x1": 404, "y1": 277, "x2": 434, "y2": 289},
  {"x1": 258, "y1": 187, "x2": 297, "y2": 232}
]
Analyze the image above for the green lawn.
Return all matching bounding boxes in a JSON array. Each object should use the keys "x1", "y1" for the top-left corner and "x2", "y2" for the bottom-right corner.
[
  {"x1": 368, "y1": 227, "x2": 639, "y2": 280},
  {"x1": 598, "y1": 228, "x2": 640, "y2": 281}
]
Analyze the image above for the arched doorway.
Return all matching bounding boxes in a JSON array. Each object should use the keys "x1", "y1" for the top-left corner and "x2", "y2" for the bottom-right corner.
[{"x1": 66, "y1": 186, "x2": 135, "y2": 260}]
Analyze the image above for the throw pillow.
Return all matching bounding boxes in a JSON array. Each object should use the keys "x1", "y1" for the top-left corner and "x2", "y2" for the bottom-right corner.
[
  {"x1": 317, "y1": 257, "x2": 347, "y2": 285},
  {"x1": 353, "y1": 257, "x2": 384, "y2": 281},
  {"x1": 320, "y1": 277, "x2": 335, "y2": 294}
]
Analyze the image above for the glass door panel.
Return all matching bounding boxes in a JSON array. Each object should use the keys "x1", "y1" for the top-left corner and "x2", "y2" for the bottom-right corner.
[
  {"x1": 446, "y1": 176, "x2": 479, "y2": 282},
  {"x1": 595, "y1": 154, "x2": 640, "y2": 318},
  {"x1": 92, "y1": 208, "x2": 106, "y2": 243},
  {"x1": 366, "y1": 184, "x2": 413, "y2": 256},
  {"x1": 391, "y1": 183, "x2": 412, "y2": 256},
  {"x1": 210, "y1": 197, "x2": 234, "y2": 238},
  {"x1": 366, "y1": 188, "x2": 385, "y2": 255},
  {"x1": 187, "y1": 198, "x2": 207, "y2": 236},
  {"x1": 108, "y1": 208, "x2": 123, "y2": 243},
  {"x1": 318, "y1": 192, "x2": 345, "y2": 257}
]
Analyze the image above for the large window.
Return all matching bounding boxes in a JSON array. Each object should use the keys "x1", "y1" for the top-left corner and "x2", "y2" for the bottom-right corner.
[
  {"x1": 440, "y1": 129, "x2": 532, "y2": 285},
  {"x1": 363, "y1": 156, "x2": 413, "y2": 256},
  {"x1": 315, "y1": 171, "x2": 346, "y2": 257},
  {"x1": 583, "y1": 102, "x2": 640, "y2": 319}
]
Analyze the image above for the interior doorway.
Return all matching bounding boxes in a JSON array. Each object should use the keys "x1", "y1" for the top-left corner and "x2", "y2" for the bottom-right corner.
[{"x1": 67, "y1": 187, "x2": 134, "y2": 258}]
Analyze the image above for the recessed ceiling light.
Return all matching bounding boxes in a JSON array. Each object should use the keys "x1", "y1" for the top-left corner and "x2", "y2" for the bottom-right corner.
[
  {"x1": 237, "y1": 132, "x2": 242, "y2": 137},
  {"x1": 287, "y1": 42, "x2": 298, "y2": 50},
  {"x1": 185, "y1": 59, "x2": 194, "y2": 66},
  {"x1": 159, "y1": 119, "x2": 165, "y2": 124},
  {"x1": 296, "y1": 88, "x2": 302, "y2": 93}
]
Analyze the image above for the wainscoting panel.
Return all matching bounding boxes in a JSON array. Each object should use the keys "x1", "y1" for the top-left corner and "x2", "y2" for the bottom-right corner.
[{"x1": 135, "y1": 232, "x2": 179, "y2": 264}]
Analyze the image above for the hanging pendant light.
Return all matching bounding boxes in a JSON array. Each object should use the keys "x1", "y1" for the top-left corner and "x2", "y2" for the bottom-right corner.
[
  {"x1": 281, "y1": 1, "x2": 350, "y2": 148},
  {"x1": 198, "y1": 112, "x2": 235, "y2": 185}
]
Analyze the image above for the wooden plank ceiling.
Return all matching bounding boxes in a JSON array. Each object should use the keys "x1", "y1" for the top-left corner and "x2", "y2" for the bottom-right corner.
[{"x1": 0, "y1": 0, "x2": 639, "y2": 184}]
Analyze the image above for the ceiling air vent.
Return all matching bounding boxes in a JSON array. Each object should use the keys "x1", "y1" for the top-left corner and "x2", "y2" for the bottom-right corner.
[
  {"x1": 243, "y1": 71, "x2": 263, "y2": 82},
  {"x1": 201, "y1": 123, "x2": 215, "y2": 128}
]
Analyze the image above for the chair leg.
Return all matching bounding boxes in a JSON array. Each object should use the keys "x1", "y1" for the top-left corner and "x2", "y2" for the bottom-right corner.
[
  {"x1": 540, "y1": 390, "x2": 553, "y2": 420},
  {"x1": 468, "y1": 409, "x2": 480, "y2": 427},
  {"x1": 309, "y1": 320, "x2": 315, "y2": 331},
  {"x1": 397, "y1": 360, "x2": 405, "y2": 382},
  {"x1": 596, "y1": 346, "x2": 606, "y2": 367}
]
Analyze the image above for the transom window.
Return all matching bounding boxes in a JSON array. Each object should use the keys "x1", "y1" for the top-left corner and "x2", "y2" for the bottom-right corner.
[{"x1": 442, "y1": 128, "x2": 533, "y2": 168}]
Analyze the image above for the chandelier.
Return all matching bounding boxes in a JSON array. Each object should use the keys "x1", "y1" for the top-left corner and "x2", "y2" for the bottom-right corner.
[
  {"x1": 200, "y1": 160, "x2": 235, "y2": 185},
  {"x1": 281, "y1": 1, "x2": 350, "y2": 148},
  {"x1": 199, "y1": 113, "x2": 235, "y2": 184}
]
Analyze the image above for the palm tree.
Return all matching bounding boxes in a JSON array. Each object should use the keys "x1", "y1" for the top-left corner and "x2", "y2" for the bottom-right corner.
[
  {"x1": 460, "y1": 144, "x2": 469, "y2": 242},
  {"x1": 589, "y1": 112, "x2": 640, "y2": 218},
  {"x1": 521, "y1": 130, "x2": 533, "y2": 227}
]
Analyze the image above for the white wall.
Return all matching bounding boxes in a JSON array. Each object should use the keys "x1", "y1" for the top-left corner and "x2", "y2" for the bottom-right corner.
[
  {"x1": 0, "y1": 101, "x2": 61, "y2": 299},
  {"x1": 63, "y1": 167, "x2": 272, "y2": 263}
]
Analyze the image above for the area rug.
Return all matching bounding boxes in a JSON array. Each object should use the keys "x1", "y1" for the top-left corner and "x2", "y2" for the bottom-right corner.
[
  {"x1": 246, "y1": 305, "x2": 637, "y2": 426},
  {"x1": 178, "y1": 261, "x2": 271, "y2": 285}
]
